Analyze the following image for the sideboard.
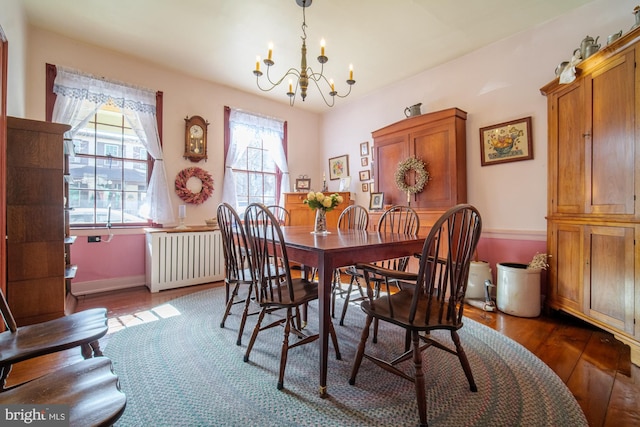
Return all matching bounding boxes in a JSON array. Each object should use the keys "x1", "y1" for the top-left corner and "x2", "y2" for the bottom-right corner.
[{"x1": 284, "y1": 192, "x2": 353, "y2": 228}]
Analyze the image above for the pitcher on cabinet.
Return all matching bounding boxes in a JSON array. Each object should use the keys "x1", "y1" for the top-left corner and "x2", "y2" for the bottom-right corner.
[{"x1": 404, "y1": 103, "x2": 422, "y2": 117}]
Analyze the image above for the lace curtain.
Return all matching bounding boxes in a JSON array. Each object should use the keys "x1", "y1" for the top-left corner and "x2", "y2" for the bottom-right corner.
[
  {"x1": 222, "y1": 109, "x2": 289, "y2": 209},
  {"x1": 52, "y1": 67, "x2": 173, "y2": 224}
]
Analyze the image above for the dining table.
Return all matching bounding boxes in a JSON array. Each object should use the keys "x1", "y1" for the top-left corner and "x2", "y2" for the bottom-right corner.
[{"x1": 278, "y1": 225, "x2": 425, "y2": 397}]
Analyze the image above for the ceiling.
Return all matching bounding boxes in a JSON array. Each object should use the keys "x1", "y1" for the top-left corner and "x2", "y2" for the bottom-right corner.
[{"x1": 22, "y1": 0, "x2": 594, "y2": 112}]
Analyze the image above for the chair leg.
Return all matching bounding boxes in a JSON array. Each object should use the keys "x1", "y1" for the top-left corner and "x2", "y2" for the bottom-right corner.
[
  {"x1": 328, "y1": 319, "x2": 341, "y2": 360},
  {"x1": 348, "y1": 315, "x2": 373, "y2": 385},
  {"x1": 451, "y1": 330, "x2": 477, "y2": 392},
  {"x1": 236, "y1": 284, "x2": 254, "y2": 346},
  {"x1": 339, "y1": 275, "x2": 358, "y2": 326},
  {"x1": 220, "y1": 282, "x2": 240, "y2": 328},
  {"x1": 277, "y1": 308, "x2": 293, "y2": 390},
  {"x1": 412, "y1": 330, "x2": 428, "y2": 427},
  {"x1": 244, "y1": 308, "x2": 266, "y2": 363}
]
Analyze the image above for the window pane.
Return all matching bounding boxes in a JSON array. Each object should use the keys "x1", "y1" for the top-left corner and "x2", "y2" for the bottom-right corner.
[{"x1": 69, "y1": 104, "x2": 148, "y2": 226}]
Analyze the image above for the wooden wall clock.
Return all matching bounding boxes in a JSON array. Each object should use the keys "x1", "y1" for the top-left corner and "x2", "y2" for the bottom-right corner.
[{"x1": 184, "y1": 115, "x2": 209, "y2": 162}]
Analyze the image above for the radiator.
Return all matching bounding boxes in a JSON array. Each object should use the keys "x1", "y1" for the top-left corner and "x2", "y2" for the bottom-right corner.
[{"x1": 145, "y1": 229, "x2": 224, "y2": 292}]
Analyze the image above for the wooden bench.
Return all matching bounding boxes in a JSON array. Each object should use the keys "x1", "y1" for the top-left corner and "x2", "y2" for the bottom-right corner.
[{"x1": 0, "y1": 357, "x2": 126, "y2": 427}]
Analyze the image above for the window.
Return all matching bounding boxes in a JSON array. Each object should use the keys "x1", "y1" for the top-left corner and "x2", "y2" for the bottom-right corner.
[
  {"x1": 69, "y1": 103, "x2": 148, "y2": 225},
  {"x1": 232, "y1": 134, "x2": 278, "y2": 210},
  {"x1": 46, "y1": 64, "x2": 172, "y2": 226},
  {"x1": 223, "y1": 107, "x2": 290, "y2": 213}
]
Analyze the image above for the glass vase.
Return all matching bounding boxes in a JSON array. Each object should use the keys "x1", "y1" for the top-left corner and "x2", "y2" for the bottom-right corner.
[{"x1": 313, "y1": 209, "x2": 329, "y2": 234}]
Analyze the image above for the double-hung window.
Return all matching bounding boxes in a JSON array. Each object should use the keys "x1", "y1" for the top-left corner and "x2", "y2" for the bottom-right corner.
[
  {"x1": 45, "y1": 64, "x2": 173, "y2": 226},
  {"x1": 223, "y1": 107, "x2": 289, "y2": 212}
]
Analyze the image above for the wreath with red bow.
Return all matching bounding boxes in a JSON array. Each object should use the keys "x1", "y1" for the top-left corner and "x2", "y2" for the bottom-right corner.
[{"x1": 175, "y1": 167, "x2": 214, "y2": 204}]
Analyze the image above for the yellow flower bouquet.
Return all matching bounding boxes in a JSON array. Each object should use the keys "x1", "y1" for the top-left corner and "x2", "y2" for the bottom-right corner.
[{"x1": 303, "y1": 192, "x2": 343, "y2": 212}]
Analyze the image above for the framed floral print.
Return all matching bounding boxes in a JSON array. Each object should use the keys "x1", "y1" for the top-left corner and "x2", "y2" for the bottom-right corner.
[
  {"x1": 328, "y1": 155, "x2": 349, "y2": 180},
  {"x1": 479, "y1": 116, "x2": 533, "y2": 166}
]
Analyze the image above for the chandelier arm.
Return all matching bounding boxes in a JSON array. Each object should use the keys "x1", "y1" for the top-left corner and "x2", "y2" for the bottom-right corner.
[
  {"x1": 255, "y1": 69, "x2": 302, "y2": 92},
  {"x1": 306, "y1": 75, "x2": 336, "y2": 107}
]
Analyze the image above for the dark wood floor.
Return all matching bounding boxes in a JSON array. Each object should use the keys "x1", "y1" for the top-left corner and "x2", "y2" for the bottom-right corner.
[{"x1": 7, "y1": 281, "x2": 640, "y2": 427}]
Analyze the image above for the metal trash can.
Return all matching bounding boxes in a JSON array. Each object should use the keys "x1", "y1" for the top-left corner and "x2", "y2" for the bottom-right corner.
[
  {"x1": 466, "y1": 261, "x2": 491, "y2": 300},
  {"x1": 496, "y1": 262, "x2": 541, "y2": 317}
]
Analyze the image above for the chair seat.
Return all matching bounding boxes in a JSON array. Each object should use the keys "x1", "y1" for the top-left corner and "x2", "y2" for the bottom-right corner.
[
  {"x1": 260, "y1": 278, "x2": 318, "y2": 307},
  {"x1": 362, "y1": 291, "x2": 459, "y2": 332},
  {"x1": 0, "y1": 357, "x2": 126, "y2": 427},
  {"x1": 0, "y1": 308, "x2": 108, "y2": 366}
]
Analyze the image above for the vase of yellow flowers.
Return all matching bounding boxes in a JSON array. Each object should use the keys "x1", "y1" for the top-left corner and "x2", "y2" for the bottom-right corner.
[{"x1": 304, "y1": 192, "x2": 343, "y2": 234}]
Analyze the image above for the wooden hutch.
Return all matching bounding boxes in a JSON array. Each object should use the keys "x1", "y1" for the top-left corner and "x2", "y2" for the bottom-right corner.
[
  {"x1": 540, "y1": 27, "x2": 640, "y2": 366},
  {"x1": 369, "y1": 108, "x2": 468, "y2": 233}
]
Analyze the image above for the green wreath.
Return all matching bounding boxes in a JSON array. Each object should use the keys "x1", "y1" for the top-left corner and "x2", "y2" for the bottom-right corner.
[{"x1": 394, "y1": 157, "x2": 429, "y2": 194}]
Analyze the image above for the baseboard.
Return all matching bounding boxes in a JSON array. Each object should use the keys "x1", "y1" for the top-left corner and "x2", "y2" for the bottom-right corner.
[{"x1": 71, "y1": 275, "x2": 146, "y2": 296}]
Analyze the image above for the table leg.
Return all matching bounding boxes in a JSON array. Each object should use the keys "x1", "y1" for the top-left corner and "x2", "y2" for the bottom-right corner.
[{"x1": 318, "y1": 262, "x2": 330, "y2": 398}]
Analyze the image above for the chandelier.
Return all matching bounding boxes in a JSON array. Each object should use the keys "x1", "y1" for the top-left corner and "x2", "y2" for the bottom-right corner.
[{"x1": 253, "y1": 0, "x2": 355, "y2": 107}]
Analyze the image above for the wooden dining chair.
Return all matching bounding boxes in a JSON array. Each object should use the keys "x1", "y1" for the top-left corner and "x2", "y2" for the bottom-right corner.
[
  {"x1": 243, "y1": 203, "x2": 341, "y2": 390},
  {"x1": 349, "y1": 204, "x2": 482, "y2": 427},
  {"x1": 217, "y1": 202, "x2": 260, "y2": 346},
  {"x1": 0, "y1": 357, "x2": 126, "y2": 427},
  {"x1": 267, "y1": 205, "x2": 290, "y2": 226},
  {"x1": 359, "y1": 205, "x2": 420, "y2": 341},
  {"x1": 0, "y1": 288, "x2": 108, "y2": 390},
  {"x1": 333, "y1": 204, "x2": 369, "y2": 325}
]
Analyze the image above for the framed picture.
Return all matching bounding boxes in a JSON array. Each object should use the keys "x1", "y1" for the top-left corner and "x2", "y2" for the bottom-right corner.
[
  {"x1": 328, "y1": 155, "x2": 349, "y2": 180},
  {"x1": 360, "y1": 141, "x2": 369, "y2": 157},
  {"x1": 359, "y1": 170, "x2": 370, "y2": 181},
  {"x1": 479, "y1": 117, "x2": 533, "y2": 166},
  {"x1": 295, "y1": 178, "x2": 311, "y2": 191},
  {"x1": 361, "y1": 183, "x2": 369, "y2": 192},
  {"x1": 370, "y1": 192, "x2": 384, "y2": 210},
  {"x1": 361, "y1": 157, "x2": 368, "y2": 167},
  {"x1": 339, "y1": 176, "x2": 351, "y2": 191}
]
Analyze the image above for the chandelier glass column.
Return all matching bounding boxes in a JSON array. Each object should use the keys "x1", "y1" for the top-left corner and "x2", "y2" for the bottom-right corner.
[{"x1": 253, "y1": 0, "x2": 355, "y2": 107}]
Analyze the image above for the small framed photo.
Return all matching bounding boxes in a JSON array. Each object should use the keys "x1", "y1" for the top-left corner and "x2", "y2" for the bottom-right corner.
[
  {"x1": 479, "y1": 116, "x2": 533, "y2": 166},
  {"x1": 360, "y1": 141, "x2": 369, "y2": 157},
  {"x1": 359, "y1": 170, "x2": 370, "y2": 181},
  {"x1": 329, "y1": 155, "x2": 349, "y2": 180},
  {"x1": 370, "y1": 192, "x2": 384, "y2": 210},
  {"x1": 295, "y1": 178, "x2": 311, "y2": 191},
  {"x1": 361, "y1": 183, "x2": 369, "y2": 192},
  {"x1": 361, "y1": 157, "x2": 368, "y2": 167},
  {"x1": 339, "y1": 176, "x2": 351, "y2": 191}
]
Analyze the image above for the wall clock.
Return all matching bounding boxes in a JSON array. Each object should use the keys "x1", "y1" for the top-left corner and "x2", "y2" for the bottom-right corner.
[{"x1": 184, "y1": 115, "x2": 209, "y2": 162}]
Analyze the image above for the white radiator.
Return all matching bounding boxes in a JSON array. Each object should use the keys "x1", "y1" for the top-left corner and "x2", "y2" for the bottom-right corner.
[{"x1": 145, "y1": 229, "x2": 224, "y2": 292}]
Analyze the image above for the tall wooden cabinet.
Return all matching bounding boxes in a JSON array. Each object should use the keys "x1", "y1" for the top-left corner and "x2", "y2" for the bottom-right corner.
[
  {"x1": 370, "y1": 108, "x2": 467, "y2": 236},
  {"x1": 541, "y1": 28, "x2": 640, "y2": 366},
  {"x1": 371, "y1": 108, "x2": 467, "y2": 210},
  {"x1": 6, "y1": 117, "x2": 70, "y2": 326}
]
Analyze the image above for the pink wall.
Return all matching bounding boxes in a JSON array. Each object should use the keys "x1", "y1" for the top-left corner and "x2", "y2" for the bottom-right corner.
[
  {"x1": 73, "y1": 234, "x2": 145, "y2": 282},
  {"x1": 476, "y1": 236, "x2": 548, "y2": 293}
]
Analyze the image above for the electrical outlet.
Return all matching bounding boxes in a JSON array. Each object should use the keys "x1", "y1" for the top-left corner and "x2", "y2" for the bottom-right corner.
[{"x1": 88, "y1": 236, "x2": 101, "y2": 243}]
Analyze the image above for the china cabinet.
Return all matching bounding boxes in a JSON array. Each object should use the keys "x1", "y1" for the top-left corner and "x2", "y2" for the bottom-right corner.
[
  {"x1": 541, "y1": 26, "x2": 640, "y2": 366},
  {"x1": 6, "y1": 117, "x2": 70, "y2": 325}
]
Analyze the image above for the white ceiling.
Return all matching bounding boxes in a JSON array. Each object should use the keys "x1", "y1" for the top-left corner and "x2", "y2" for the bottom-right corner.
[{"x1": 22, "y1": 0, "x2": 594, "y2": 112}]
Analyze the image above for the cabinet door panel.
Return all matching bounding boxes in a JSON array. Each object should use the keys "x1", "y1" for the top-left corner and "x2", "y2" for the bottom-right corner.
[
  {"x1": 412, "y1": 124, "x2": 453, "y2": 209},
  {"x1": 549, "y1": 222, "x2": 583, "y2": 311},
  {"x1": 551, "y1": 84, "x2": 585, "y2": 214},
  {"x1": 375, "y1": 135, "x2": 407, "y2": 206},
  {"x1": 586, "y1": 50, "x2": 635, "y2": 215},
  {"x1": 585, "y1": 225, "x2": 635, "y2": 334}
]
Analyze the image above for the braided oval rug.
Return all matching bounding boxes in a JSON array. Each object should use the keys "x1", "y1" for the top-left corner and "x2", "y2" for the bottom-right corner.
[{"x1": 104, "y1": 286, "x2": 587, "y2": 426}]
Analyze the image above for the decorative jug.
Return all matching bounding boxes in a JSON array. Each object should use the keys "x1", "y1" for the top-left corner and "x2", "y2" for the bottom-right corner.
[
  {"x1": 404, "y1": 103, "x2": 422, "y2": 118},
  {"x1": 580, "y1": 35, "x2": 600, "y2": 59}
]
